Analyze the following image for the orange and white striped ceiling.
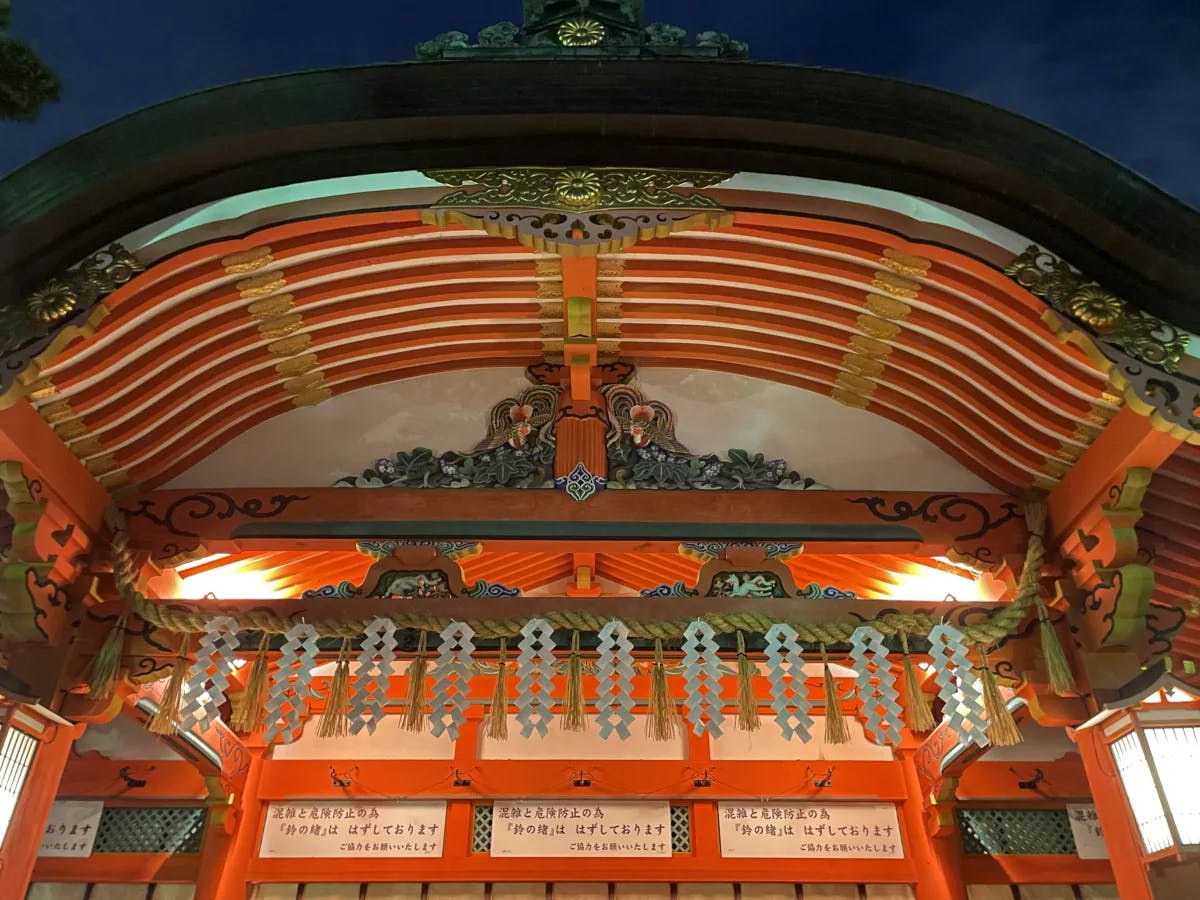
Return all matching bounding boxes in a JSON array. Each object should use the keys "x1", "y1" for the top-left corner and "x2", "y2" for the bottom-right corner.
[{"x1": 29, "y1": 208, "x2": 1118, "y2": 497}]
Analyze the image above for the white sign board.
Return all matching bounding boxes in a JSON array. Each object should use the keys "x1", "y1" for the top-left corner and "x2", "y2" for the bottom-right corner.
[
  {"x1": 38, "y1": 801, "x2": 104, "y2": 858},
  {"x1": 259, "y1": 800, "x2": 446, "y2": 858},
  {"x1": 490, "y1": 800, "x2": 672, "y2": 857},
  {"x1": 718, "y1": 801, "x2": 904, "y2": 858},
  {"x1": 1067, "y1": 804, "x2": 1109, "y2": 859}
]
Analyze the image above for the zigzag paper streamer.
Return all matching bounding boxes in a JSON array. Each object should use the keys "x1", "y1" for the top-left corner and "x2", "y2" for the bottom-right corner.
[
  {"x1": 848, "y1": 625, "x2": 903, "y2": 746},
  {"x1": 178, "y1": 616, "x2": 239, "y2": 733},
  {"x1": 349, "y1": 617, "x2": 397, "y2": 736},
  {"x1": 263, "y1": 623, "x2": 319, "y2": 745},
  {"x1": 515, "y1": 618, "x2": 556, "y2": 738},
  {"x1": 927, "y1": 623, "x2": 989, "y2": 749},
  {"x1": 429, "y1": 621, "x2": 475, "y2": 740},
  {"x1": 682, "y1": 619, "x2": 726, "y2": 738},
  {"x1": 764, "y1": 623, "x2": 813, "y2": 741},
  {"x1": 595, "y1": 620, "x2": 636, "y2": 740}
]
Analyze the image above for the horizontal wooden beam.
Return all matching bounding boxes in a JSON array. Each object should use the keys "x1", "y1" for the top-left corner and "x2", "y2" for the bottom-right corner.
[
  {"x1": 121, "y1": 488, "x2": 1026, "y2": 567},
  {"x1": 58, "y1": 757, "x2": 208, "y2": 800}
]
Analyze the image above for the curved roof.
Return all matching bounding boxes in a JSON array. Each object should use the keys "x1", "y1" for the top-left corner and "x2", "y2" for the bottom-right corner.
[
  {"x1": 2, "y1": 60, "x2": 1199, "y2": 331},
  {"x1": 3, "y1": 58, "x2": 1199, "y2": 683}
]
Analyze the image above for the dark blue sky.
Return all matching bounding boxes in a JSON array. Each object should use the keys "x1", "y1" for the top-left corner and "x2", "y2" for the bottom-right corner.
[{"x1": 2, "y1": 0, "x2": 1197, "y2": 207}]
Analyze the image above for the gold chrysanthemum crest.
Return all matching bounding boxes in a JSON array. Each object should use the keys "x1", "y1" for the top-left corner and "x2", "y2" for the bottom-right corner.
[{"x1": 557, "y1": 18, "x2": 605, "y2": 47}]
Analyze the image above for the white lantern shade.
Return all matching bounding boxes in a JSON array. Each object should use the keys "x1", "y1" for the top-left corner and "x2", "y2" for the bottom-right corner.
[{"x1": 1112, "y1": 725, "x2": 1200, "y2": 854}]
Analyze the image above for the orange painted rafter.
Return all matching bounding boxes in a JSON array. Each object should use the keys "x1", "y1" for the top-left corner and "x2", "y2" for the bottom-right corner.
[
  {"x1": 620, "y1": 319, "x2": 1075, "y2": 456},
  {"x1": 133, "y1": 349, "x2": 543, "y2": 486},
  {"x1": 27, "y1": 208, "x2": 1118, "y2": 500},
  {"x1": 629, "y1": 351, "x2": 1038, "y2": 493}
]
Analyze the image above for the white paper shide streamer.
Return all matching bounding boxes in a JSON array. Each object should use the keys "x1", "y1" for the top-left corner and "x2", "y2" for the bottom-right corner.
[{"x1": 178, "y1": 616, "x2": 239, "y2": 733}]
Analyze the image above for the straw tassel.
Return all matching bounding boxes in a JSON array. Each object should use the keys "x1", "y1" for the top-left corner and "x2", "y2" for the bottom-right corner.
[
  {"x1": 486, "y1": 638, "x2": 509, "y2": 741},
  {"x1": 318, "y1": 638, "x2": 353, "y2": 739},
  {"x1": 149, "y1": 633, "x2": 192, "y2": 735},
  {"x1": 977, "y1": 645, "x2": 1022, "y2": 747},
  {"x1": 647, "y1": 639, "x2": 677, "y2": 742},
  {"x1": 821, "y1": 643, "x2": 850, "y2": 745},
  {"x1": 87, "y1": 612, "x2": 128, "y2": 700},
  {"x1": 1036, "y1": 598, "x2": 1077, "y2": 696},
  {"x1": 401, "y1": 631, "x2": 429, "y2": 734},
  {"x1": 735, "y1": 630, "x2": 761, "y2": 732},
  {"x1": 232, "y1": 633, "x2": 271, "y2": 734},
  {"x1": 561, "y1": 630, "x2": 586, "y2": 732},
  {"x1": 900, "y1": 632, "x2": 935, "y2": 732}
]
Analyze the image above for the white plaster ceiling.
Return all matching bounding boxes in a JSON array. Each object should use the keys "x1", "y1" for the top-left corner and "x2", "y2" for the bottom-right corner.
[
  {"x1": 167, "y1": 367, "x2": 990, "y2": 492},
  {"x1": 73, "y1": 715, "x2": 184, "y2": 761}
]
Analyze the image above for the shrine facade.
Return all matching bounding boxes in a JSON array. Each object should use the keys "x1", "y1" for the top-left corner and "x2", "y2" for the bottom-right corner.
[{"x1": 1, "y1": 3, "x2": 1199, "y2": 899}]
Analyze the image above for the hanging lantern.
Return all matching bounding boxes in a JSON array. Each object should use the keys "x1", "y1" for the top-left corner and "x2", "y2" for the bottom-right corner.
[{"x1": 1078, "y1": 663, "x2": 1200, "y2": 858}]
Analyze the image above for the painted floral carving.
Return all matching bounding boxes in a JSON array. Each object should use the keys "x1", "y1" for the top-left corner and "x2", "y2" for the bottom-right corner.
[{"x1": 336, "y1": 386, "x2": 559, "y2": 489}]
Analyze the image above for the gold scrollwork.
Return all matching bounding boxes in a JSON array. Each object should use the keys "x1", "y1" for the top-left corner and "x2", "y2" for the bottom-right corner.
[
  {"x1": 423, "y1": 167, "x2": 732, "y2": 213},
  {"x1": 1005, "y1": 245, "x2": 1188, "y2": 373}
]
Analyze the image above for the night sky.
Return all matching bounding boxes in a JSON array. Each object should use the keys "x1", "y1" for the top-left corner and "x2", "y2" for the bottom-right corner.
[{"x1": 2, "y1": 0, "x2": 1197, "y2": 208}]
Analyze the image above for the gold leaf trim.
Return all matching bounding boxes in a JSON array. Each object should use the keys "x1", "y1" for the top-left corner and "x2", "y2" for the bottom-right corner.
[
  {"x1": 596, "y1": 322, "x2": 622, "y2": 338},
  {"x1": 597, "y1": 281, "x2": 624, "y2": 298},
  {"x1": 535, "y1": 259, "x2": 563, "y2": 277},
  {"x1": 291, "y1": 388, "x2": 333, "y2": 408},
  {"x1": 871, "y1": 270, "x2": 921, "y2": 298},
  {"x1": 236, "y1": 272, "x2": 287, "y2": 298},
  {"x1": 85, "y1": 454, "x2": 123, "y2": 477},
  {"x1": 537, "y1": 282, "x2": 563, "y2": 299},
  {"x1": 841, "y1": 353, "x2": 885, "y2": 379},
  {"x1": 1040, "y1": 458, "x2": 1072, "y2": 479},
  {"x1": 856, "y1": 314, "x2": 902, "y2": 341},
  {"x1": 835, "y1": 371, "x2": 877, "y2": 397},
  {"x1": 283, "y1": 371, "x2": 326, "y2": 395},
  {"x1": 257, "y1": 313, "x2": 304, "y2": 340},
  {"x1": 849, "y1": 334, "x2": 893, "y2": 357},
  {"x1": 596, "y1": 302, "x2": 623, "y2": 319},
  {"x1": 39, "y1": 400, "x2": 75, "y2": 423},
  {"x1": 275, "y1": 354, "x2": 320, "y2": 378},
  {"x1": 538, "y1": 301, "x2": 563, "y2": 318},
  {"x1": 596, "y1": 339, "x2": 622, "y2": 357},
  {"x1": 223, "y1": 246, "x2": 274, "y2": 275},
  {"x1": 69, "y1": 437, "x2": 105, "y2": 457},
  {"x1": 26, "y1": 378, "x2": 56, "y2": 402},
  {"x1": 831, "y1": 388, "x2": 870, "y2": 409},
  {"x1": 542, "y1": 321, "x2": 564, "y2": 338},
  {"x1": 268, "y1": 334, "x2": 312, "y2": 357},
  {"x1": 881, "y1": 248, "x2": 932, "y2": 277},
  {"x1": 865, "y1": 293, "x2": 912, "y2": 321},
  {"x1": 247, "y1": 293, "x2": 295, "y2": 319},
  {"x1": 598, "y1": 257, "x2": 625, "y2": 277},
  {"x1": 53, "y1": 420, "x2": 88, "y2": 441}
]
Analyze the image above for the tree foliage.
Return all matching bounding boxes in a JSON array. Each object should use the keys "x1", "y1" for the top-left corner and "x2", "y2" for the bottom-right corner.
[{"x1": 0, "y1": 1, "x2": 61, "y2": 123}]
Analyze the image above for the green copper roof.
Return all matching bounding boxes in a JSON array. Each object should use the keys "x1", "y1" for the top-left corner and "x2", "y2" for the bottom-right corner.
[{"x1": 416, "y1": 0, "x2": 747, "y2": 61}]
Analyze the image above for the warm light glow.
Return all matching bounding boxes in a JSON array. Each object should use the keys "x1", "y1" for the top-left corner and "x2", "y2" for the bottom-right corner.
[
  {"x1": 1146, "y1": 726, "x2": 1200, "y2": 846},
  {"x1": 1113, "y1": 731, "x2": 1174, "y2": 853},
  {"x1": 174, "y1": 553, "x2": 230, "y2": 573},
  {"x1": 884, "y1": 568, "x2": 981, "y2": 603},
  {"x1": 178, "y1": 562, "x2": 287, "y2": 600}
]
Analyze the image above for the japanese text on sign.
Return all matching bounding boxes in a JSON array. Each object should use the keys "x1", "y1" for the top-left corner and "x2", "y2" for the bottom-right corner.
[
  {"x1": 38, "y1": 801, "x2": 104, "y2": 858},
  {"x1": 259, "y1": 801, "x2": 446, "y2": 858},
  {"x1": 718, "y1": 801, "x2": 904, "y2": 858},
  {"x1": 490, "y1": 800, "x2": 672, "y2": 857},
  {"x1": 1067, "y1": 804, "x2": 1109, "y2": 859}
]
